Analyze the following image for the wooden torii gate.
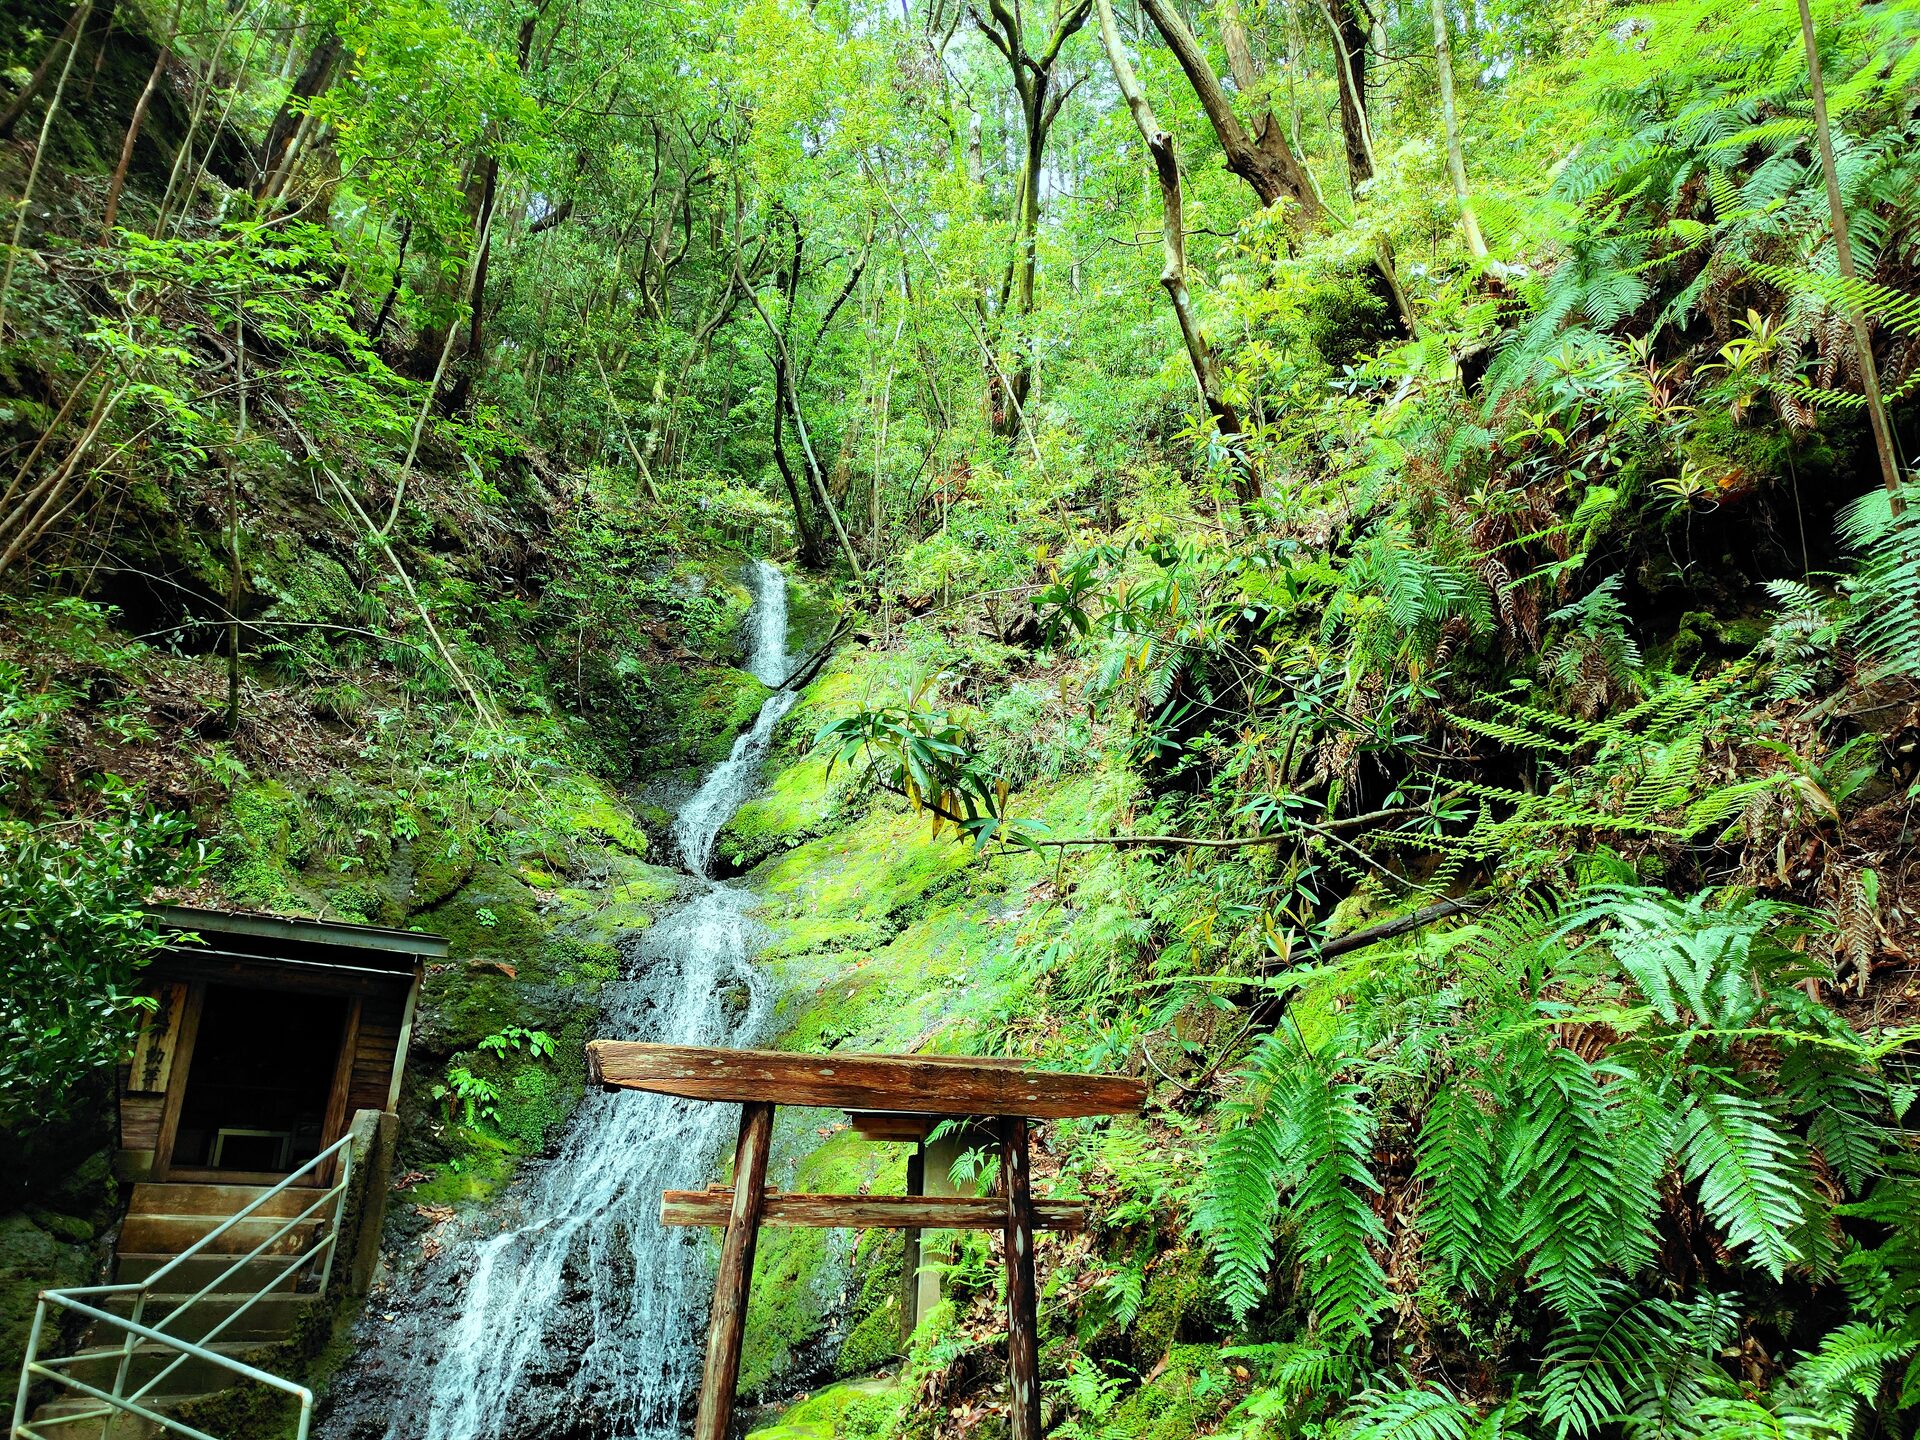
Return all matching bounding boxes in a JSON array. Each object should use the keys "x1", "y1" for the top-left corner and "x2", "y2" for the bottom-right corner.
[{"x1": 586, "y1": 1042, "x2": 1146, "y2": 1440}]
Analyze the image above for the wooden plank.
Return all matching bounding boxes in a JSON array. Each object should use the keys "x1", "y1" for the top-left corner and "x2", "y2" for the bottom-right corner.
[
  {"x1": 129, "y1": 1183, "x2": 315, "y2": 1220},
  {"x1": 120, "y1": 1094, "x2": 164, "y2": 1152},
  {"x1": 119, "y1": 1214, "x2": 322, "y2": 1256},
  {"x1": 128, "y1": 983, "x2": 188, "y2": 1094},
  {"x1": 660, "y1": 1191, "x2": 1085, "y2": 1231},
  {"x1": 148, "y1": 951, "x2": 415, "y2": 999},
  {"x1": 320, "y1": 997, "x2": 363, "y2": 1182},
  {"x1": 386, "y1": 962, "x2": 423, "y2": 1113},
  {"x1": 694, "y1": 1101, "x2": 774, "y2": 1440},
  {"x1": 588, "y1": 1043, "x2": 1145, "y2": 1119},
  {"x1": 151, "y1": 982, "x2": 205, "y2": 1182},
  {"x1": 848, "y1": 1112, "x2": 931, "y2": 1142},
  {"x1": 1001, "y1": 1116, "x2": 1040, "y2": 1440}
]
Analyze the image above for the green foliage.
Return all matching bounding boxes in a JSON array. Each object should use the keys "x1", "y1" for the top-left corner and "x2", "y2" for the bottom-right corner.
[
  {"x1": 815, "y1": 675, "x2": 1020, "y2": 847},
  {"x1": 0, "y1": 803, "x2": 209, "y2": 1131}
]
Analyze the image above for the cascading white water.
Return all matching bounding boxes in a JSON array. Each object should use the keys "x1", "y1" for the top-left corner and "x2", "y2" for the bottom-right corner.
[{"x1": 328, "y1": 562, "x2": 800, "y2": 1440}]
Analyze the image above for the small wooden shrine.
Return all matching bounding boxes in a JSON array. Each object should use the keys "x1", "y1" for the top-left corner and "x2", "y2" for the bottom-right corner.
[
  {"x1": 586, "y1": 1041, "x2": 1147, "y2": 1440},
  {"x1": 118, "y1": 906, "x2": 442, "y2": 1184}
]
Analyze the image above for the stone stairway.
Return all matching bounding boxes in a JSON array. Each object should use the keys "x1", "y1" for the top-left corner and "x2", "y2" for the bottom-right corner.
[{"x1": 25, "y1": 1183, "x2": 328, "y2": 1440}]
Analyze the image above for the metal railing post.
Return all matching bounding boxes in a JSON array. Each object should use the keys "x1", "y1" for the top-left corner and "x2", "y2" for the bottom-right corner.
[
  {"x1": 317, "y1": 1141, "x2": 352, "y2": 1299},
  {"x1": 10, "y1": 1296, "x2": 48, "y2": 1439},
  {"x1": 100, "y1": 1288, "x2": 145, "y2": 1440}
]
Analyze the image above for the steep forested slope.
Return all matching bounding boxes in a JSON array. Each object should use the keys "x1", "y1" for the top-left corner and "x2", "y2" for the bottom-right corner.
[{"x1": 2, "y1": 0, "x2": 1918, "y2": 1435}]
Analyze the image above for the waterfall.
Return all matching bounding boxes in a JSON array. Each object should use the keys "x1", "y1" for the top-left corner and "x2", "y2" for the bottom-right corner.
[{"x1": 323, "y1": 562, "x2": 799, "y2": 1440}]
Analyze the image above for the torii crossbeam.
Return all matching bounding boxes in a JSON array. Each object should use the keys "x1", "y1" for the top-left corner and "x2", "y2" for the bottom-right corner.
[{"x1": 586, "y1": 1042, "x2": 1147, "y2": 1440}]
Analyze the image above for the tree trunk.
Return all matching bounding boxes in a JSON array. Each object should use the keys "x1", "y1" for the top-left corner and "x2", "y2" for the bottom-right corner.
[
  {"x1": 974, "y1": 0, "x2": 1093, "y2": 439},
  {"x1": 771, "y1": 379, "x2": 825, "y2": 568},
  {"x1": 1094, "y1": 0, "x2": 1254, "y2": 500},
  {"x1": 1428, "y1": 0, "x2": 1487, "y2": 258},
  {"x1": 436, "y1": 154, "x2": 499, "y2": 414},
  {"x1": 1321, "y1": 0, "x2": 1375, "y2": 185},
  {"x1": 101, "y1": 0, "x2": 184, "y2": 239},
  {"x1": 1138, "y1": 0, "x2": 1325, "y2": 221},
  {"x1": 256, "y1": 34, "x2": 342, "y2": 201},
  {"x1": 1796, "y1": 0, "x2": 1902, "y2": 503},
  {"x1": 369, "y1": 214, "x2": 412, "y2": 342}
]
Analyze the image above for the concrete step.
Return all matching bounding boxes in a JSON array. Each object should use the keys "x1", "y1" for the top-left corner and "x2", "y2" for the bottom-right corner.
[
  {"x1": 80, "y1": 1291, "x2": 317, "y2": 1345},
  {"x1": 128, "y1": 1183, "x2": 323, "y2": 1221},
  {"x1": 51, "y1": 1341, "x2": 278, "y2": 1397},
  {"x1": 26, "y1": 1398, "x2": 166, "y2": 1440},
  {"x1": 118, "y1": 1214, "x2": 322, "y2": 1257},
  {"x1": 112, "y1": 1253, "x2": 301, "y2": 1292}
]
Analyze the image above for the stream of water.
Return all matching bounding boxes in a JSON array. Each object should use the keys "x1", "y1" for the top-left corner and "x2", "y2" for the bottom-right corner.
[{"x1": 322, "y1": 561, "x2": 797, "y2": 1440}]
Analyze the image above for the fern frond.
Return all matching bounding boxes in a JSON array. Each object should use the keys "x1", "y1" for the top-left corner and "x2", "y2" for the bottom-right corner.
[
  {"x1": 1680, "y1": 1090, "x2": 1808, "y2": 1278},
  {"x1": 1415, "y1": 1080, "x2": 1507, "y2": 1291},
  {"x1": 1285, "y1": 1064, "x2": 1392, "y2": 1341},
  {"x1": 1539, "y1": 1286, "x2": 1683, "y2": 1440},
  {"x1": 1837, "y1": 486, "x2": 1920, "y2": 683},
  {"x1": 1343, "y1": 1387, "x2": 1476, "y2": 1440}
]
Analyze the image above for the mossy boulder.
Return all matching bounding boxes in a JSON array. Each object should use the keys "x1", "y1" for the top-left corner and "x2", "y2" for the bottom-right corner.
[
  {"x1": 740, "y1": 1127, "x2": 907, "y2": 1396},
  {"x1": 712, "y1": 751, "x2": 841, "y2": 877},
  {"x1": 1108, "y1": 1343, "x2": 1236, "y2": 1440},
  {"x1": 1, "y1": 1211, "x2": 97, "y2": 1381},
  {"x1": 746, "y1": 1378, "x2": 905, "y2": 1440}
]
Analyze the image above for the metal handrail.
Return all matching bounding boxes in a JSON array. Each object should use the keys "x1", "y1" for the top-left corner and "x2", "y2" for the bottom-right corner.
[{"x1": 9, "y1": 1132, "x2": 357, "y2": 1440}]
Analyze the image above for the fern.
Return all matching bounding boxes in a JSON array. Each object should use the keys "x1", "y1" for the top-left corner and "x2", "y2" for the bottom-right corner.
[
  {"x1": 1836, "y1": 485, "x2": 1920, "y2": 684},
  {"x1": 1539, "y1": 1285, "x2": 1739, "y2": 1439},
  {"x1": 1582, "y1": 886, "x2": 1776, "y2": 1029},
  {"x1": 1343, "y1": 1386, "x2": 1476, "y2": 1440},
  {"x1": 1507, "y1": 1044, "x2": 1633, "y2": 1319},
  {"x1": 1194, "y1": 1033, "x2": 1291, "y2": 1320},
  {"x1": 1539, "y1": 1287, "x2": 1687, "y2": 1439},
  {"x1": 1285, "y1": 1062, "x2": 1393, "y2": 1341},
  {"x1": 1791, "y1": 1320, "x2": 1918, "y2": 1426},
  {"x1": 1679, "y1": 1090, "x2": 1808, "y2": 1279},
  {"x1": 1197, "y1": 1031, "x2": 1392, "y2": 1339},
  {"x1": 1415, "y1": 1080, "x2": 1507, "y2": 1291},
  {"x1": 1776, "y1": 1008, "x2": 1890, "y2": 1193}
]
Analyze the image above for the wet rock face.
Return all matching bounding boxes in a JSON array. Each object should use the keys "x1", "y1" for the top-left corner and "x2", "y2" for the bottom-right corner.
[{"x1": 317, "y1": 565, "x2": 798, "y2": 1440}]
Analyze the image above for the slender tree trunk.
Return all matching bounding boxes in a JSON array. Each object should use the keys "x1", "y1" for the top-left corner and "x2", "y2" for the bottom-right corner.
[
  {"x1": 369, "y1": 214, "x2": 412, "y2": 341},
  {"x1": 223, "y1": 311, "x2": 247, "y2": 734},
  {"x1": 0, "y1": 0, "x2": 91, "y2": 138},
  {"x1": 770, "y1": 375, "x2": 824, "y2": 567},
  {"x1": 1428, "y1": 0, "x2": 1487, "y2": 258},
  {"x1": 0, "y1": 0, "x2": 92, "y2": 335},
  {"x1": 1217, "y1": 0, "x2": 1261, "y2": 92},
  {"x1": 101, "y1": 0, "x2": 184, "y2": 239},
  {"x1": 437, "y1": 154, "x2": 499, "y2": 413},
  {"x1": 1095, "y1": 0, "x2": 1253, "y2": 500},
  {"x1": 256, "y1": 35, "x2": 342, "y2": 200},
  {"x1": 1320, "y1": 0, "x2": 1376, "y2": 182},
  {"x1": 1796, "y1": 0, "x2": 1902, "y2": 503},
  {"x1": 436, "y1": 6, "x2": 544, "y2": 413}
]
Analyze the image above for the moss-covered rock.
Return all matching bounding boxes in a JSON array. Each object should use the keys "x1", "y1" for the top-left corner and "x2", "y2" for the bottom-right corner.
[
  {"x1": 1107, "y1": 1343, "x2": 1235, "y2": 1440},
  {"x1": 746, "y1": 1378, "x2": 905, "y2": 1440},
  {"x1": 713, "y1": 751, "x2": 840, "y2": 876},
  {"x1": 740, "y1": 1127, "x2": 908, "y2": 1396},
  {"x1": 1, "y1": 1211, "x2": 96, "y2": 1382}
]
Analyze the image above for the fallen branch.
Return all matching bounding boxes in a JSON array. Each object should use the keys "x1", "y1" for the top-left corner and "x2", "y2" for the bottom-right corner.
[
  {"x1": 1024, "y1": 806, "x2": 1417, "y2": 848},
  {"x1": 778, "y1": 612, "x2": 853, "y2": 693},
  {"x1": 1168, "y1": 893, "x2": 1487, "y2": 1104}
]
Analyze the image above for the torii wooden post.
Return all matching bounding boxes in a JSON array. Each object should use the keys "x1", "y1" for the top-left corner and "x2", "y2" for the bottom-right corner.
[{"x1": 586, "y1": 1042, "x2": 1146, "y2": 1440}]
